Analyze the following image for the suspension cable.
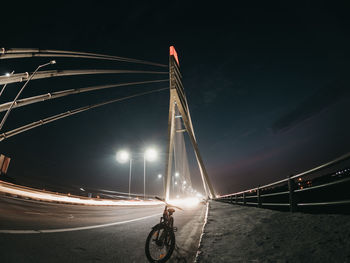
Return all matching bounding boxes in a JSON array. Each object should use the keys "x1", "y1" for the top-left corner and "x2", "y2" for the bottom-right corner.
[
  {"x1": 0, "y1": 69, "x2": 168, "y2": 85},
  {"x1": 0, "y1": 79, "x2": 168, "y2": 113},
  {"x1": 0, "y1": 87, "x2": 169, "y2": 142},
  {"x1": 0, "y1": 48, "x2": 167, "y2": 68}
]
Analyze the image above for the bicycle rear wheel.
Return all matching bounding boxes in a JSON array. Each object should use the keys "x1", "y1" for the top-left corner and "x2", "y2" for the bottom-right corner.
[{"x1": 145, "y1": 224, "x2": 175, "y2": 263}]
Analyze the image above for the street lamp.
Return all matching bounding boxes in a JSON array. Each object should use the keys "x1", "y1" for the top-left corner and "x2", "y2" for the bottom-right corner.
[
  {"x1": 158, "y1": 174, "x2": 165, "y2": 195},
  {"x1": 0, "y1": 70, "x2": 15, "y2": 97},
  {"x1": 116, "y1": 150, "x2": 130, "y2": 163},
  {"x1": 0, "y1": 60, "x2": 56, "y2": 131},
  {"x1": 116, "y1": 150, "x2": 132, "y2": 198},
  {"x1": 145, "y1": 148, "x2": 157, "y2": 162},
  {"x1": 143, "y1": 148, "x2": 158, "y2": 200}
]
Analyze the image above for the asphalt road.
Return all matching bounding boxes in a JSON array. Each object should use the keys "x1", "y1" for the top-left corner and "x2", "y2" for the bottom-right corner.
[{"x1": 0, "y1": 195, "x2": 207, "y2": 263}]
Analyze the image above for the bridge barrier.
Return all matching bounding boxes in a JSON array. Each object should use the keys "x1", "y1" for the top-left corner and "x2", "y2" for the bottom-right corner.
[{"x1": 215, "y1": 152, "x2": 350, "y2": 213}]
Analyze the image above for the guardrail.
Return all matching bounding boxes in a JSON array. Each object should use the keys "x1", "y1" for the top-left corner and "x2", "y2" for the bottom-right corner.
[{"x1": 215, "y1": 152, "x2": 350, "y2": 213}]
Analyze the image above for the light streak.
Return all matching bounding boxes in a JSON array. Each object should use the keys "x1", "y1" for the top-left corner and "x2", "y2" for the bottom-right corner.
[
  {"x1": 0, "y1": 180, "x2": 162, "y2": 206},
  {"x1": 167, "y1": 197, "x2": 201, "y2": 208}
]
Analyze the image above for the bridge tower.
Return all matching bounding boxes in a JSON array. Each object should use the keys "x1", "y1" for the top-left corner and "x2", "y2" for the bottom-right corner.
[{"x1": 164, "y1": 46, "x2": 215, "y2": 200}]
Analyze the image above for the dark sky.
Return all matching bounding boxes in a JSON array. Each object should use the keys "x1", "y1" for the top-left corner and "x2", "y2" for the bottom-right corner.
[{"x1": 1, "y1": 1, "x2": 350, "y2": 195}]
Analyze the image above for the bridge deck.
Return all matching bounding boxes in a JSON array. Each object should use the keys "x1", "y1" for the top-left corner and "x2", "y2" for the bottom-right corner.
[
  {"x1": 0, "y1": 195, "x2": 206, "y2": 262},
  {"x1": 197, "y1": 201, "x2": 350, "y2": 262}
]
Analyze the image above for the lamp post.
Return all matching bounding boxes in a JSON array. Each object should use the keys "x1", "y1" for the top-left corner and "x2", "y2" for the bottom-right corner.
[
  {"x1": 158, "y1": 174, "x2": 165, "y2": 196},
  {"x1": 0, "y1": 61, "x2": 56, "y2": 131},
  {"x1": 144, "y1": 148, "x2": 158, "y2": 200},
  {"x1": 116, "y1": 150, "x2": 132, "y2": 198}
]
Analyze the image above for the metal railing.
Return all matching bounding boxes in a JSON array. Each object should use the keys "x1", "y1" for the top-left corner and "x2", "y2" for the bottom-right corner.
[{"x1": 215, "y1": 152, "x2": 350, "y2": 212}]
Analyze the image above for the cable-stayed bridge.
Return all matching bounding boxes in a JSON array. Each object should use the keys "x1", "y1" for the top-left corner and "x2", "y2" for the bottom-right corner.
[
  {"x1": 0, "y1": 46, "x2": 212, "y2": 262},
  {"x1": 0, "y1": 47, "x2": 349, "y2": 263},
  {"x1": 0, "y1": 46, "x2": 214, "y2": 202}
]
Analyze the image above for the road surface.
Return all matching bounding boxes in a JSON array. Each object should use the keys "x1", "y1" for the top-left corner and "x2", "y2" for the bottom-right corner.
[{"x1": 0, "y1": 194, "x2": 207, "y2": 263}]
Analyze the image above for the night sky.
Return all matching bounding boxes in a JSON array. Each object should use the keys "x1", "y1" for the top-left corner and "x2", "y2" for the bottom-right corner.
[{"x1": 1, "y1": 1, "x2": 349, "y2": 196}]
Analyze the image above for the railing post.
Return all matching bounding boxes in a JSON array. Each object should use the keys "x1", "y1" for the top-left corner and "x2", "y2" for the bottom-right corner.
[
  {"x1": 230, "y1": 195, "x2": 233, "y2": 204},
  {"x1": 235, "y1": 194, "x2": 238, "y2": 204},
  {"x1": 243, "y1": 192, "x2": 246, "y2": 205},
  {"x1": 288, "y1": 176, "x2": 297, "y2": 212},
  {"x1": 257, "y1": 186, "x2": 262, "y2": 208}
]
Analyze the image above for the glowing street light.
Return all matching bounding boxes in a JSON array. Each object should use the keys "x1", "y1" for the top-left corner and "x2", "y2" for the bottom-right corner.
[
  {"x1": 143, "y1": 148, "x2": 158, "y2": 200},
  {"x1": 0, "y1": 71, "x2": 15, "y2": 98},
  {"x1": 116, "y1": 150, "x2": 130, "y2": 163},
  {"x1": 175, "y1": 172, "x2": 179, "y2": 177},
  {"x1": 116, "y1": 150, "x2": 132, "y2": 198},
  {"x1": 0, "y1": 61, "x2": 56, "y2": 131},
  {"x1": 144, "y1": 148, "x2": 158, "y2": 162}
]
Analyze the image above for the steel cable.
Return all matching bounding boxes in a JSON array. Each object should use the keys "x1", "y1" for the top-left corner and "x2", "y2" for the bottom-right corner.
[
  {"x1": 0, "y1": 87, "x2": 169, "y2": 142},
  {"x1": 0, "y1": 79, "x2": 168, "y2": 113},
  {"x1": 0, "y1": 69, "x2": 168, "y2": 85},
  {"x1": 0, "y1": 48, "x2": 167, "y2": 68}
]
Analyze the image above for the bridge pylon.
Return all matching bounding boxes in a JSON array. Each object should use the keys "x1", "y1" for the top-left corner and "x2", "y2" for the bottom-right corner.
[{"x1": 164, "y1": 46, "x2": 215, "y2": 200}]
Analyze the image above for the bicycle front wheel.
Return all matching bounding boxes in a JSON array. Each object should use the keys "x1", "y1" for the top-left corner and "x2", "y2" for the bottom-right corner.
[{"x1": 145, "y1": 224, "x2": 175, "y2": 263}]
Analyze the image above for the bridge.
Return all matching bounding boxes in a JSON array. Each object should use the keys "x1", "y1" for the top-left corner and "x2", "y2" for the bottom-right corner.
[{"x1": 0, "y1": 47, "x2": 349, "y2": 262}]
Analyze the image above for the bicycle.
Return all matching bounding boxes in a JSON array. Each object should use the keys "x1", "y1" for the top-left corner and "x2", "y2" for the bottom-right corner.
[{"x1": 145, "y1": 197, "x2": 182, "y2": 263}]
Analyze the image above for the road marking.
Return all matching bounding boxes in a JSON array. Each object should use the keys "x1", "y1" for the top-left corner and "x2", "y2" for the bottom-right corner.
[{"x1": 0, "y1": 213, "x2": 160, "y2": 234}]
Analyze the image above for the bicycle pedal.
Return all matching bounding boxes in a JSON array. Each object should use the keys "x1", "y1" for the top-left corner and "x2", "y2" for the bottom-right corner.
[{"x1": 173, "y1": 227, "x2": 177, "y2": 232}]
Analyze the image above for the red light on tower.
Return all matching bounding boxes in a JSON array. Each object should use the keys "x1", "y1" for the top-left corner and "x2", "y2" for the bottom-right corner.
[{"x1": 169, "y1": 46, "x2": 179, "y2": 66}]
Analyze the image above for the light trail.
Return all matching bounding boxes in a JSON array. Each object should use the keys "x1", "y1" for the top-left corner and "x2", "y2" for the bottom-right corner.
[
  {"x1": 0, "y1": 180, "x2": 163, "y2": 207},
  {"x1": 167, "y1": 197, "x2": 201, "y2": 208}
]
